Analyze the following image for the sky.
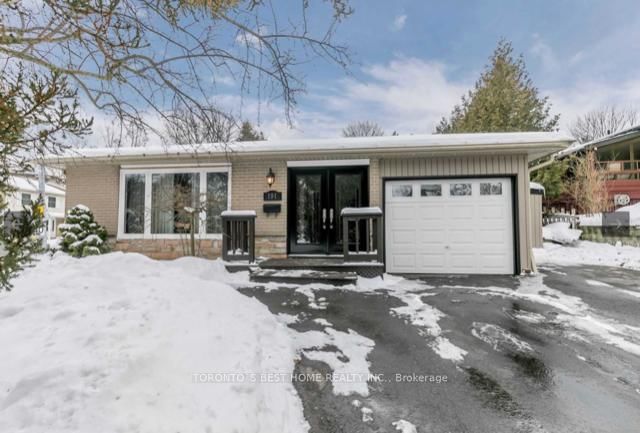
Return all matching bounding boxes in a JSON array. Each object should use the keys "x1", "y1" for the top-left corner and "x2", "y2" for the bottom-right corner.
[{"x1": 85, "y1": 0, "x2": 640, "y2": 145}]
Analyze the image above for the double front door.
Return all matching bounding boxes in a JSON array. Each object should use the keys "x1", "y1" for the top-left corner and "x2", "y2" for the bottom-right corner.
[{"x1": 288, "y1": 166, "x2": 368, "y2": 254}]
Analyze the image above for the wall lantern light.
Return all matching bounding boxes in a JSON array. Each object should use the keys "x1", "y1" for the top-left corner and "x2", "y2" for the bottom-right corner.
[{"x1": 266, "y1": 168, "x2": 276, "y2": 187}]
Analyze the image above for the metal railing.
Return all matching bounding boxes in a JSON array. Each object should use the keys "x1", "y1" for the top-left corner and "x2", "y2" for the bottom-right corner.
[
  {"x1": 341, "y1": 207, "x2": 383, "y2": 263},
  {"x1": 221, "y1": 211, "x2": 256, "y2": 262}
]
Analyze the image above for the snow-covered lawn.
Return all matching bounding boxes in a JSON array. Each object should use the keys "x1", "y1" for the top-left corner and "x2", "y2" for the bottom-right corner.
[
  {"x1": 0, "y1": 252, "x2": 308, "y2": 433},
  {"x1": 534, "y1": 240, "x2": 640, "y2": 270}
]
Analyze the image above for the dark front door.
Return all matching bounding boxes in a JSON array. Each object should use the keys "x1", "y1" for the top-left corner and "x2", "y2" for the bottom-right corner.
[{"x1": 288, "y1": 166, "x2": 368, "y2": 254}]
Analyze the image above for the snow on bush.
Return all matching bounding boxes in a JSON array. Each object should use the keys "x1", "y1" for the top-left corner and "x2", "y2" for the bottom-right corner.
[
  {"x1": 0, "y1": 252, "x2": 308, "y2": 432},
  {"x1": 542, "y1": 222, "x2": 582, "y2": 245},
  {"x1": 59, "y1": 204, "x2": 109, "y2": 257}
]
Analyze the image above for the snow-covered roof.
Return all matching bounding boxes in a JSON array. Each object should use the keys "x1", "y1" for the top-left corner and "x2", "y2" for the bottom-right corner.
[
  {"x1": 46, "y1": 132, "x2": 573, "y2": 164},
  {"x1": 529, "y1": 182, "x2": 545, "y2": 193},
  {"x1": 9, "y1": 176, "x2": 65, "y2": 196},
  {"x1": 556, "y1": 125, "x2": 640, "y2": 159}
]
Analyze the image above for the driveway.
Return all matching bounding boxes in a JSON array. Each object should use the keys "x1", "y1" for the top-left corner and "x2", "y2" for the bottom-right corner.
[{"x1": 239, "y1": 264, "x2": 640, "y2": 433}]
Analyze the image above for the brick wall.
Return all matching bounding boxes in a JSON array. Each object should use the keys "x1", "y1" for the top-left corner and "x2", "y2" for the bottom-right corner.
[
  {"x1": 65, "y1": 163, "x2": 120, "y2": 236},
  {"x1": 64, "y1": 155, "x2": 378, "y2": 259}
]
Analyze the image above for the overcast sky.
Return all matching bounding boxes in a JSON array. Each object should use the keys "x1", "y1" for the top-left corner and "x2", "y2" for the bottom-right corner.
[{"x1": 86, "y1": 0, "x2": 640, "y2": 145}]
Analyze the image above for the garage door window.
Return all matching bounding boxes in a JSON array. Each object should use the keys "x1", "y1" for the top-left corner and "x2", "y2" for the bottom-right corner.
[
  {"x1": 480, "y1": 182, "x2": 503, "y2": 195},
  {"x1": 450, "y1": 183, "x2": 472, "y2": 196},
  {"x1": 392, "y1": 184, "x2": 413, "y2": 197},
  {"x1": 421, "y1": 184, "x2": 442, "y2": 197}
]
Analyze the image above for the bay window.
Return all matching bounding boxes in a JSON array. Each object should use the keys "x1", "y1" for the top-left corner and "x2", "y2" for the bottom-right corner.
[{"x1": 118, "y1": 166, "x2": 230, "y2": 238}]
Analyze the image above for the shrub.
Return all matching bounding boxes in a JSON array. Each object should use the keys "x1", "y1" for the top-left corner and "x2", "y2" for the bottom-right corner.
[
  {"x1": 59, "y1": 205, "x2": 109, "y2": 257},
  {"x1": 0, "y1": 198, "x2": 44, "y2": 290}
]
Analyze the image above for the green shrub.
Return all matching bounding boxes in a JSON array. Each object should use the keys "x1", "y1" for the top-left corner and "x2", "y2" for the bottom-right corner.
[{"x1": 59, "y1": 205, "x2": 109, "y2": 257}]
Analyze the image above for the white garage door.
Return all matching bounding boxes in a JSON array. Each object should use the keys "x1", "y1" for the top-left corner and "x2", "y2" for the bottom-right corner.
[{"x1": 385, "y1": 178, "x2": 514, "y2": 274}]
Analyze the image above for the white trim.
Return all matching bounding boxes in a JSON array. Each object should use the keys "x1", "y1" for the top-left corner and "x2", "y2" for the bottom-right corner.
[
  {"x1": 117, "y1": 165, "x2": 231, "y2": 240},
  {"x1": 120, "y1": 163, "x2": 231, "y2": 170},
  {"x1": 120, "y1": 165, "x2": 229, "y2": 175},
  {"x1": 287, "y1": 159, "x2": 370, "y2": 167}
]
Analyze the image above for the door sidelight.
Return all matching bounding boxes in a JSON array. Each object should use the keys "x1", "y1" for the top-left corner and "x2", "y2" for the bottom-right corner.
[
  {"x1": 322, "y1": 208, "x2": 327, "y2": 229},
  {"x1": 329, "y1": 208, "x2": 334, "y2": 229}
]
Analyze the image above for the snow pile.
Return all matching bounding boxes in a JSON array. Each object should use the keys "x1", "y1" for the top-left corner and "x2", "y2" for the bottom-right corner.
[
  {"x1": 617, "y1": 202, "x2": 640, "y2": 226},
  {"x1": 291, "y1": 326, "x2": 375, "y2": 396},
  {"x1": 391, "y1": 291, "x2": 468, "y2": 362},
  {"x1": 295, "y1": 285, "x2": 329, "y2": 309},
  {"x1": 578, "y1": 213, "x2": 602, "y2": 227},
  {"x1": 471, "y1": 322, "x2": 534, "y2": 354},
  {"x1": 360, "y1": 406, "x2": 373, "y2": 423},
  {"x1": 534, "y1": 241, "x2": 640, "y2": 270},
  {"x1": 393, "y1": 419, "x2": 418, "y2": 433},
  {"x1": 579, "y1": 202, "x2": 640, "y2": 227},
  {"x1": 542, "y1": 222, "x2": 582, "y2": 245},
  {"x1": 0, "y1": 253, "x2": 308, "y2": 433}
]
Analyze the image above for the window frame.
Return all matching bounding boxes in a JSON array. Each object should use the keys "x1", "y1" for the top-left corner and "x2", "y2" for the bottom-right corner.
[
  {"x1": 118, "y1": 164, "x2": 232, "y2": 240},
  {"x1": 47, "y1": 196, "x2": 57, "y2": 209},
  {"x1": 21, "y1": 193, "x2": 31, "y2": 206}
]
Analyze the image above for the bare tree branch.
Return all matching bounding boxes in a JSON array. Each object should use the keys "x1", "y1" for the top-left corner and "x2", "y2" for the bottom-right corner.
[
  {"x1": 570, "y1": 105, "x2": 638, "y2": 143},
  {"x1": 163, "y1": 103, "x2": 237, "y2": 145},
  {"x1": 0, "y1": 0, "x2": 352, "y2": 147},
  {"x1": 342, "y1": 120, "x2": 384, "y2": 137}
]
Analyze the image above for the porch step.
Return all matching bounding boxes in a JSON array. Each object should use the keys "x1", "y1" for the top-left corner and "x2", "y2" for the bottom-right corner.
[
  {"x1": 249, "y1": 268, "x2": 358, "y2": 286},
  {"x1": 258, "y1": 258, "x2": 384, "y2": 277}
]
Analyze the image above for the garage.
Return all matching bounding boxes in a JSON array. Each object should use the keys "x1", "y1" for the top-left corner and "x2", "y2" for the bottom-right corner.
[{"x1": 385, "y1": 177, "x2": 515, "y2": 275}]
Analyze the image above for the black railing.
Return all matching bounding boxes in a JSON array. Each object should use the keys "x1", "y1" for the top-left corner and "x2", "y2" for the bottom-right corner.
[
  {"x1": 341, "y1": 207, "x2": 383, "y2": 263},
  {"x1": 221, "y1": 211, "x2": 256, "y2": 262}
]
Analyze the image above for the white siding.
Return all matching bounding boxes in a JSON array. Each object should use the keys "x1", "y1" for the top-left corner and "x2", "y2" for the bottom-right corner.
[{"x1": 376, "y1": 154, "x2": 532, "y2": 273}]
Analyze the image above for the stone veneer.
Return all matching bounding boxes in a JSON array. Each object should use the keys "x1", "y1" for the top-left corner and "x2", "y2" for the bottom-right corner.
[
  {"x1": 113, "y1": 235, "x2": 286, "y2": 260},
  {"x1": 113, "y1": 239, "x2": 222, "y2": 260}
]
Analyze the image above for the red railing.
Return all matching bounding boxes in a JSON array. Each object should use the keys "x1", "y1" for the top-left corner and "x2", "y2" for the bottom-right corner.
[{"x1": 598, "y1": 160, "x2": 640, "y2": 179}]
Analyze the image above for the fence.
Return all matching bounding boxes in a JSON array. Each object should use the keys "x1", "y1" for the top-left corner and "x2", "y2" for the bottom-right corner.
[{"x1": 542, "y1": 207, "x2": 578, "y2": 229}]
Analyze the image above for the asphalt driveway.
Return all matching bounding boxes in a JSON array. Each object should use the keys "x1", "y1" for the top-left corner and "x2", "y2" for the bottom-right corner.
[{"x1": 239, "y1": 264, "x2": 640, "y2": 433}]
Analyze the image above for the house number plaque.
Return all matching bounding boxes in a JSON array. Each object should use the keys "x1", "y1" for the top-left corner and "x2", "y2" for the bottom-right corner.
[{"x1": 263, "y1": 190, "x2": 282, "y2": 201}]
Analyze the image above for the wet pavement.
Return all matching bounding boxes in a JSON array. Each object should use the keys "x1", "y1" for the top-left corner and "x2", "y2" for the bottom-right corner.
[{"x1": 239, "y1": 265, "x2": 640, "y2": 433}]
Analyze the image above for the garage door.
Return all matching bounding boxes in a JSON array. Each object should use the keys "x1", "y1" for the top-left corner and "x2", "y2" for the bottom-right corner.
[{"x1": 385, "y1": 178, "x2": 515, "y2": 274}]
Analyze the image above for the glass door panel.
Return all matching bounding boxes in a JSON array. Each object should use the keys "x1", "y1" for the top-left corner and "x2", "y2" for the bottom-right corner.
[
  {"x1": 295, "y1": 174, "x2": 323, "y2": 245},
  {"x1": 288, "y1": 170, "x2": 328, "y2": 254},
  {"x1": 333, "y1": 173, "x2": 363, "y2": 249}
]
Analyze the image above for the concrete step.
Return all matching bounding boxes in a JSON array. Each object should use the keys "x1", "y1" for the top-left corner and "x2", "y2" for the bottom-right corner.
[
  {"x1": 249, "y1": 268, "x2": 358, "y2": 286},
  {"x1": 258, "y1": 258, "x2": 384, "y2": 278}
]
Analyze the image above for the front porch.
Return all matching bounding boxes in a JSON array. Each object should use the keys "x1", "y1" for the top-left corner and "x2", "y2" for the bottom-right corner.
[{"x1": 222, "y1": 207, "x2": 384, "y2": 281}]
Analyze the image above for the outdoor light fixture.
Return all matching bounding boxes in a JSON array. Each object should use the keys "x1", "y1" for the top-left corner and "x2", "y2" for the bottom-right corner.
[{"x1": 266, "y1": 168, "x2": 275, "y2": 187}]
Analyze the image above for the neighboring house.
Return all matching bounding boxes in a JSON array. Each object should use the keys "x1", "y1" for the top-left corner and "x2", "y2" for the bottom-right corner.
[
  {"x1": 5, "y1": 173, "x2": 66, "y2": 239},
  {"x1": 47, "y1": 132, "x2": 571, "y2": 275},
  {"x1": 554, "y1": 125, "x2": 640, "y2": 208}
]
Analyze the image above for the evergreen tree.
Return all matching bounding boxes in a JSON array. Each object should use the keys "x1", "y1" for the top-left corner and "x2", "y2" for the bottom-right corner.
[
  {"x1": 59, "y1": 205, "x2": 109, "y2": 258},
  {"x1": 0, "y1": 198, "x2": 44, "y2": 290},
  {"x1": 436, "y1": 40, "x2": 559, "y2": 133},
  {"x1": 0, "y1": 66, "x2": 91, "y2": 290},
  {"x1": 237, "y1": 121, "x2": 265, "y2": 141},
  {"x1": 530, "y1": 159, "x2": 570, "y2": 199}
]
